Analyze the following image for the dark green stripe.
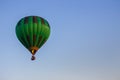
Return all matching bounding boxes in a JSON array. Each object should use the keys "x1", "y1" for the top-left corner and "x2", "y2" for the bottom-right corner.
[
  {"x1": 24, "y1": 17, "x2": 29, "y2": 24},
  {"x1": 26, "y1": 35, "x2": 31, "y2": 47},
  {"x1": 33, "y1": 16, "x2": 37, "y2": 23},
  {"x1": 39, "y1": 38, "x2": 46, "y2": 48},
  {"x1": 41, "y1": 18, "x2": 45, "y2": 25},
  {"x1": 37, "y1": 35, "x2": 43, "y2": 48}
]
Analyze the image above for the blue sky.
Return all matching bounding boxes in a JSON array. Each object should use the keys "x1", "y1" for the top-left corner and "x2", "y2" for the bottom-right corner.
[{"x1": 0, "y1": 0, "x2": 120, "y2": 80}]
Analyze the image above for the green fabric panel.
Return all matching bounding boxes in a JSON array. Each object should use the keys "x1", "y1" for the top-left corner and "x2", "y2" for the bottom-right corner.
[
  {"x1": 16, "y1": 25, "x2": 26, "y2": 48},
  {"x1": 16, "y1": 19, "x2": 28, "y2": 48},
  {"x1": 43, "y1": 25, "x2": 50, "y2": 39},
  {"x1": 37, "y1": 24, "x2": 50, "y2": 48},
  {"x1": 39, "y1": 37, "x2": 45, "y2": 48},
  {"x1": 28, "y1": 16, "x2": 33, "y2": 47},
  {"x1": 24, "y1": 23, "x2": 30, "y2": 47},
  {"x1": 34, "y1": 17, "x2": 41, "y2": 46},
  {"x1": 39, "y1": 26, "x2": 50, "y2": 48},
  {"x1": 36, "y1": 17, "x2": 43, "y2": 47},
  {"x1": 33, "y1": 23, "x2": 37, "y2": 46},
  {"x1": 44, "y1": 25, "x2": 50, "y2": 38},
  {"x1": 16, "y1": 19, "x2": 23, "y2": 38},
  {"x1": 24, "y1": 24, "x2": 29, "y2": 35},
  {"x1": 38, "y1": 23, "x2": 46, "y2": 48},
  {"x1": 37, "y1": 24, "x2": 44, "y2": 48},
  {"x1": 20, "y1": 19, "x2": 29, "y2": 48},
  {"x1": 44, "y1": 20, "x2": 49, "y2": 27},
  {"x1": 38, "y1": 36, "x2": 44, "y2": 48},
  {"x1": 33, "y1": 23, "x2": 37, "y2": 35}
]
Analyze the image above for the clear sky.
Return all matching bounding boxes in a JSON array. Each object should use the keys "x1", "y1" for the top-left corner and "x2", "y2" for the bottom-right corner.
[{"x1": 0, "y1": 0, "x2": 120, "y2": 80}]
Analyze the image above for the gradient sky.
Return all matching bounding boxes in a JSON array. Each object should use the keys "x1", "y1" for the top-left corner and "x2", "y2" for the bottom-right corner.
[{"x1": 0, "y1": 0, "x2": 120, "y2": 80}]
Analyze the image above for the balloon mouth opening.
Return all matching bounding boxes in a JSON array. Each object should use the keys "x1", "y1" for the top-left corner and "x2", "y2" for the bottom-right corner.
[{"x1": 29, "y1": 47, "x2": 39, "y2": 55}]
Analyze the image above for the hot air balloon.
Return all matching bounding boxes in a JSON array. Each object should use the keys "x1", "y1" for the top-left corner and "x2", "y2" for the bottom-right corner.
[{"x1": 16, "y1": 16, "x2": 50, "y2": 60}]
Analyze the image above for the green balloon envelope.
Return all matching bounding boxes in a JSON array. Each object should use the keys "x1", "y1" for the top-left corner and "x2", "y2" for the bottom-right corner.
[{"x1": 16, "y1": 16, "x2": 50, "y2": 60}]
